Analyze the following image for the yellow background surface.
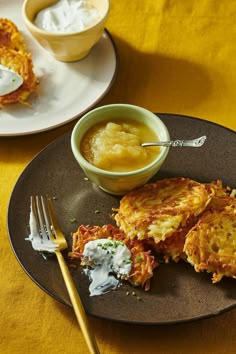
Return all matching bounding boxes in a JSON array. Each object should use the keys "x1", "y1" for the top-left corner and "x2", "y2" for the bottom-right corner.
[{"x1": 0, "y1": 1, "x2": 235, "y2": 353}]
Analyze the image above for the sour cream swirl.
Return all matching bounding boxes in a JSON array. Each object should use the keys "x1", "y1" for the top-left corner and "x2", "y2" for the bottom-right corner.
[
  {"x1": 82, "y1": 238, "x2": 132, "y2": 296},
  {"x1": 0, "y1": 64, "x2": 23, "y2": 96}
]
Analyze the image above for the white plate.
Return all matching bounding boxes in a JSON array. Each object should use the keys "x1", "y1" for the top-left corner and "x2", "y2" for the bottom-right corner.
[{"x1": 0, "y1": 0, "x2": 118, "y2": 136}]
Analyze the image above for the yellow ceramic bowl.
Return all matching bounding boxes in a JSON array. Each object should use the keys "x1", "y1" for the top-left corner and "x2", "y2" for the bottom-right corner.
[
  {"x1": 71, "y1": 104, "x2": 170, "y2": 195},
  {"x1": 22, "y1": 0, "x2": 110, "y2": 62}
]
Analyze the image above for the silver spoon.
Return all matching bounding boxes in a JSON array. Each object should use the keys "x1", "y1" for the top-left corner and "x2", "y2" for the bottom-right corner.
[{"x1": 141, "y1": 135, "x2": 207, "y2": 147}]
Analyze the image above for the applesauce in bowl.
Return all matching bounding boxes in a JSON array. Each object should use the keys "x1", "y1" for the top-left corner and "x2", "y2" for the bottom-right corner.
[
  {"x1": 80, "y1": 119, "x2": 160, "y2": 172},
  {"x1": 71, "y1": 104, "x2": 170, "y2": 195}
]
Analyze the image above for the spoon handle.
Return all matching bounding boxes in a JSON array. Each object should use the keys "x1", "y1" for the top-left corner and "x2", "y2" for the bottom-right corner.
[{"x1": 141, "y1": 135, "x2": 207, "y2": 147}]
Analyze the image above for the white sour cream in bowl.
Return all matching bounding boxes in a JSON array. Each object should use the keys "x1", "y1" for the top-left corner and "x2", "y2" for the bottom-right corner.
[{"x1": 34, "y1": 0, "x2": 102, "y2": 33}]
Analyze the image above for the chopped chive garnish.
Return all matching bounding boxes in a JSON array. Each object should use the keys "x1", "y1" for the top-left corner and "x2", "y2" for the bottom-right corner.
[
  {"x1": 69, "y1": 217, "x2": 77, "y2": 223},
  {"x1": 123, "y1": 259, "x2": 131, "y2": 264},
  {"x1": 136, "y1": 256, "x2": 143, "y2": 262}
]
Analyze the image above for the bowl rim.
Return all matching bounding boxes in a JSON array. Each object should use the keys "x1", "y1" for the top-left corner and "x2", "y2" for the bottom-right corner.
[
  {"x1": 71, "y1": 103, "x2": 170, "y2": 177},
  {"x1": 22, "y1": 0, "x2": 110, "y2": 37}
]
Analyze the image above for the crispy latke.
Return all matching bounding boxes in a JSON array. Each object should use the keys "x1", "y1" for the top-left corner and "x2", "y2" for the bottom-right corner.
[
  {"x1": 0, "y1": 18, "x2": 38, "y2": 106},
  {"x1": 69, "y1": 224, "x2": 158, "y2": 290},
  {"x1": 114, "y1": 177, "x2": 213, "y2": 262},
  {"x1": 0, "y1": 18, "x2": 26, "y2": 52},
  {"x1": 184, "y1": 194, "x2": 236, "y2": 283},
  {"x1": 0, "y1": 47, "x2": 39, "y2": 105}
]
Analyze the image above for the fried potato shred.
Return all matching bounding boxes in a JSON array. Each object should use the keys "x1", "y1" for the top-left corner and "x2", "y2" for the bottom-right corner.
[
  {"x1": 184, "y1": 194, "x2": 236, "y2": 283},
  {"x1": 0, "y1": 18, "x2": 38, "y2": 106},
  {"x1": 0, "y1": 18, "x2": 26, "y2": 51}
]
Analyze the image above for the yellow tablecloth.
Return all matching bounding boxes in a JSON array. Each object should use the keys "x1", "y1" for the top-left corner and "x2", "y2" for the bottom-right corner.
[{"x1": 1, "y1": 1, "x2": 236, "y2": 353}]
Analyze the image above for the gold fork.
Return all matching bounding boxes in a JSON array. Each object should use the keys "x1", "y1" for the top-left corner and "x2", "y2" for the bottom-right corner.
[{"x1": 31, "y1": 195, "x2": 100, "y2": 354}]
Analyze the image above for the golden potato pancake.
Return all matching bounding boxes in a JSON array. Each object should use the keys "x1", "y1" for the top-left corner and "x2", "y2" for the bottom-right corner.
[
  {"x1": 114, "y1": 177, "x2": 213, "y2": 246},
  {"x1": 0, "y1": 18, "x2": 26, "y2": 51},
  {"x1": 184, "y1": 195, "x2": 236, "y2": 283},
  {"x1": 0, "y1": 47, "x2": 38, "y2": 105},
  {"x1": 69, "y1": 224, "x2": 158, "y2": 291},
  {"x1": 0, "y1": 18, "x2": 38, "y2": 106}
]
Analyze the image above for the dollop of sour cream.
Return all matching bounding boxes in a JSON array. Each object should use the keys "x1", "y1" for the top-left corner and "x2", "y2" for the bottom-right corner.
[
  {"x1": 0, "y1": 64, "x2": 23, "y2": 96},
  {"x1": 82, "y1": 239, "x2": 132, "y2": 296},
  {"x1": 34, "y1": 0, "x2": 102, "y2": 33}
]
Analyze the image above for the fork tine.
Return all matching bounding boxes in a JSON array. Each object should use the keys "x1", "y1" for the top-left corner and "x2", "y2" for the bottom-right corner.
[
  {"x1": 45, "y1": 196, "x2": 68, "y2": 249},
  {"x1": 35, "y1": 195, "x2": 50, "y2": 243},
  {"x1": 28, "y1": 196, "x2": 57, "y2": 253},
  {"x1": 30, "y1": 196, "x2": 40, "y2": 236},
  {"x1": 30, "y1": 195, "x2": 48, "y2": 243},
  {"x1": 40, "y1": 196, "x2": 55, "y2": 242}
]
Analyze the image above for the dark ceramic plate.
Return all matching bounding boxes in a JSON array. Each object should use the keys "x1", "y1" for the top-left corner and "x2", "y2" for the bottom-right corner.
[{"x1": 7, "y1": 114, "x2": 236, "y2": 324}]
